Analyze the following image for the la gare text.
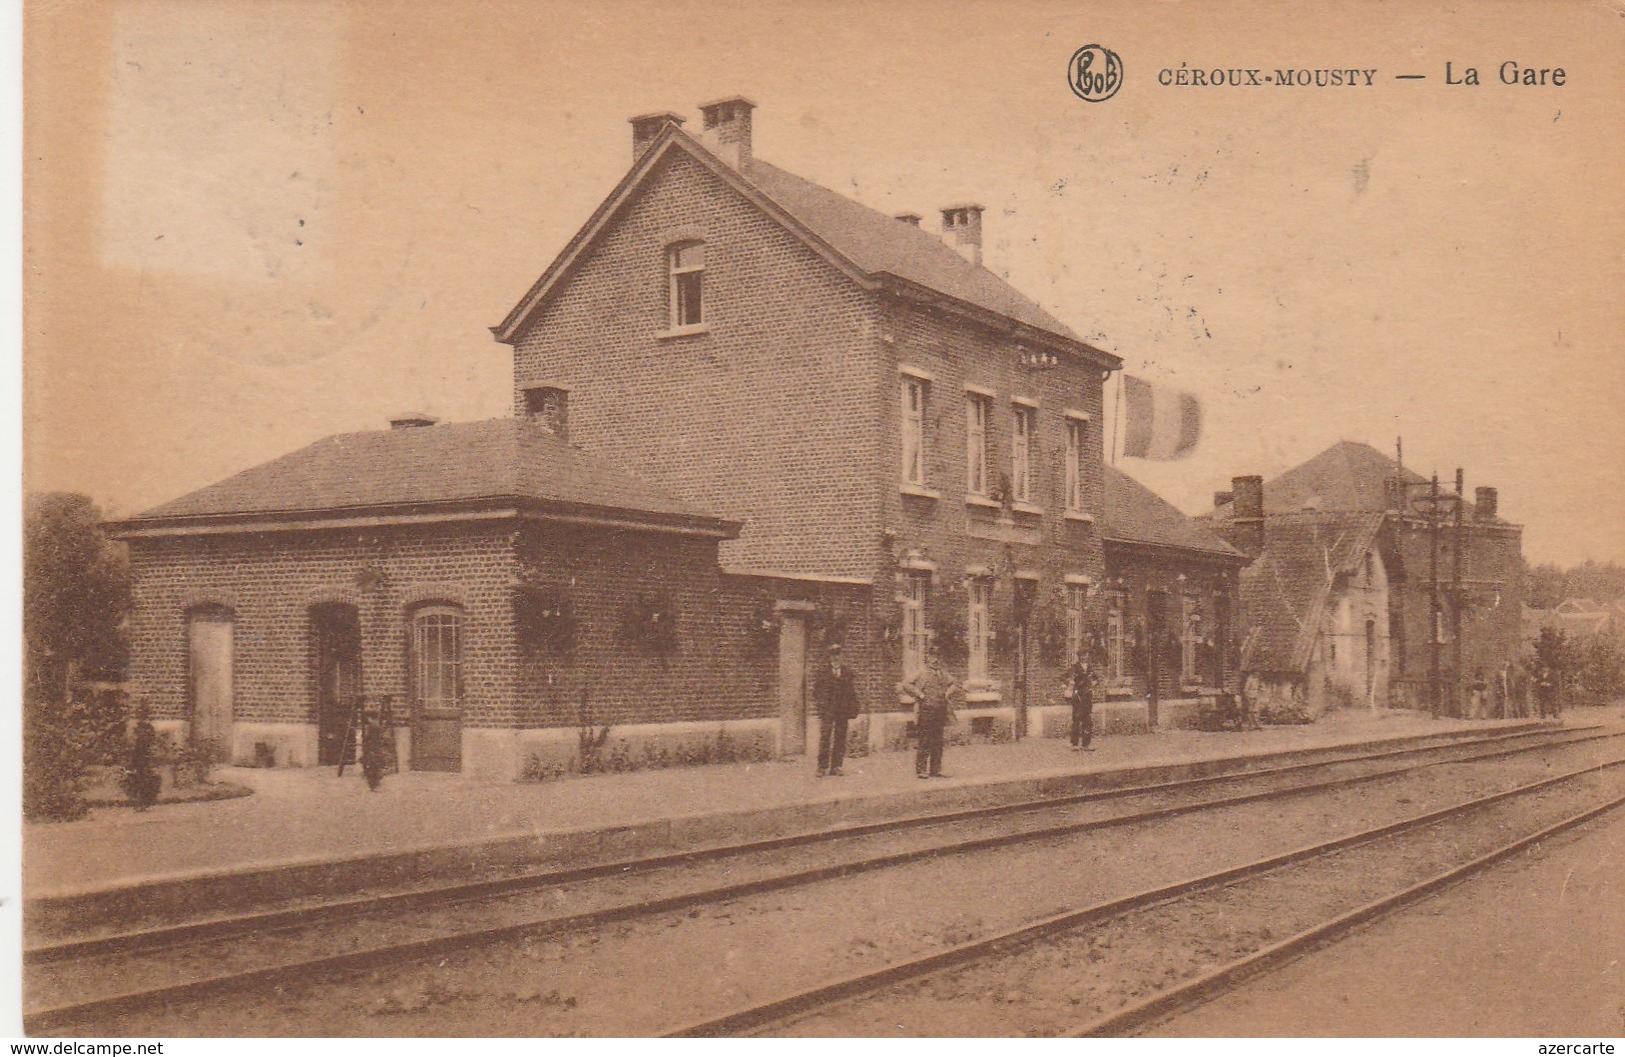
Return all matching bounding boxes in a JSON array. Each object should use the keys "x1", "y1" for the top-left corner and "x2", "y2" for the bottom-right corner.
[
  {"x1": 1447, "y1": 61, "x2": 1566, "y2": 86},
  {"x1": 1155, "y1": 62, "x2": 1566, "y2": 88}
]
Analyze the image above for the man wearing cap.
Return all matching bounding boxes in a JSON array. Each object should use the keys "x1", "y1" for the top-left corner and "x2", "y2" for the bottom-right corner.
[
  {"x1": 898, "y1": 645, "x2": 962, "y2": 779},
  {"x1": 813, "y1": 641, "x2": 860, "y2": 776}
]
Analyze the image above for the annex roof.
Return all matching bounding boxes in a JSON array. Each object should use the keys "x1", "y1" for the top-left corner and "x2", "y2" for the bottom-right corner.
[
  {"x1": 1100, "y1": 465, "x2": 1243, "y2": 561},
  {"x1": 112, "y1": 417, "x2": 739, "y2": 538},
  {"x1": 492, "y1": 124, "x2": 1117, "y2": 367},
  {"x1": 1238, "y1": 511, "x2": 1386, "y2": 673}
]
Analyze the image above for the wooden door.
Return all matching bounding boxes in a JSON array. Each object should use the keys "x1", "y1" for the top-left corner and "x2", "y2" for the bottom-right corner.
[
  {"x1": 188, "y1": 607, "x2": 234, "y2": 763},
  {"x1": 777, "y1": 613, "x2": 808, "y2": 755},
  {"x1": 409, "y1": 607, "x2": 464, "y2": 772},
  {"x1": 314, "y1": 605, "x2": 363, "y2": 766}
]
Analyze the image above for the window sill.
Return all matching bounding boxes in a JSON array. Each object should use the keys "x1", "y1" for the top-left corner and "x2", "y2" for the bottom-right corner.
[
  {"x1": 655, "y1": 323, "x2": 711, "y2": 340},
  {"x1": 1010, "y1": 501, "x2": 1044, "y2": 517},
  {"x1": 963, "y1": 689, "x2": 1002, "y2": 704},
  {"x1": 964, "y1": 493, "x2": 1002, "y2": 511},
  {"x1": 900, "y1": 483, "x2": 941, "y2": 501},
  {"x1": 1064, "y1": 509, "x2": 1097, "y2": 524}
]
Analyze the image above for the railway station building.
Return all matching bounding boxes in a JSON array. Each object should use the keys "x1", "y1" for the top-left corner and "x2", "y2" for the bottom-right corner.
[{"x1": 115, "y1": 98, "x2": 1246, "y2": 775}]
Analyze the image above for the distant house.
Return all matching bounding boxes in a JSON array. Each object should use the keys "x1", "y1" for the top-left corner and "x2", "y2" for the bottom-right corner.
[
  {"x1": 1207, "y1": 440, "x2": 1525, "y2": 716},
  {"x1": 1523, "y1": 598, "x2": 1625, "y2": 646}
]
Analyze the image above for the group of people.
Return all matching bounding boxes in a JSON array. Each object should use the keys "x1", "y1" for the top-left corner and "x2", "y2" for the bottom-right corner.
[{"x1": 811, "y1": 641, "x2": 1104, "y2": 779}]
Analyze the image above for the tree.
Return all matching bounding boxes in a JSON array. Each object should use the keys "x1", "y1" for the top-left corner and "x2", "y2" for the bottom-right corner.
[
  {"x1": 24, "y1": 492, "x2": 130, "y2": 696},
  {"x1": 23, "y1": 492, "x2": 131, "y2": 821}
]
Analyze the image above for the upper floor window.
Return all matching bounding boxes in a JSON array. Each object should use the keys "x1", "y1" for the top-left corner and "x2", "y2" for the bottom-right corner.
[
  {"x1": 1065, "y1": 417, "x2": 1088, "y2": 512},
  {"x1": 411, "y1": 604, "x2": 465, "y2": 711},
  {"x1": 668, "y1": 242, "x2": 705, "y2": 327},
  {"x1": 901, "y1": 376, "x2": 928, "y2": 487},
  {"x1": 966, "y1": 392, "x2": 992, "y2": 497},
  {"x1": 1011, "y1": 403, "x2": 1036, "y2": 503}
]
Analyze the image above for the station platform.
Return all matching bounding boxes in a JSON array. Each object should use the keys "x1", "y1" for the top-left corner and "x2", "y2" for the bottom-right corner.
[{"x1": 23, "y1": 708, "x2": 1604, "y2": 934}]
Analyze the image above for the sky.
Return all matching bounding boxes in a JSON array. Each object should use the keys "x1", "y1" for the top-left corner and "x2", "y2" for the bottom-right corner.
[{"x1": 22, "y1": 0, "x2": 1625, "y2": 566}]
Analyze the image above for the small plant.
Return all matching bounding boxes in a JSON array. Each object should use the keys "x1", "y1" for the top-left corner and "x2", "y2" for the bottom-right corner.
[
  {"x1": 122, "y1": 706, "x2": 163, "y2": 810},
  {"x1": 360, "y1": 703, "x2": 389, "y2": 792}
]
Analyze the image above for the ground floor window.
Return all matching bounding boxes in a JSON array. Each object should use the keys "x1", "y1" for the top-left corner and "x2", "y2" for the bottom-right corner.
[
  {"x1": 411, "y1": 605, "x2": 464, "y2": 709},
  {"x1": 967, "y1": 577, "x2": 992, "y2": 683},
  {"x1": 901, "y1": 573, "x2": 930, "y2": 679},
  {"x1": 1065, "y1": 582, "x2": 1088, "y2": 664},
  {"x1": 1106, "y1": 591, "x2": 1126, "y2": 684}
]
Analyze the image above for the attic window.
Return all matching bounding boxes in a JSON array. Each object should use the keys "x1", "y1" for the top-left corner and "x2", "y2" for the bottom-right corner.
[{"x1": 669, "y1": 241, "x2": 705, "y2": 328}]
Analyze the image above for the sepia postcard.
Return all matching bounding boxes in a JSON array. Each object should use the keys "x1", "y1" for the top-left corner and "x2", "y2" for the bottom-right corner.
[{"x1": 12, "y1": 0, "x2": 1625, "y2": 1043}]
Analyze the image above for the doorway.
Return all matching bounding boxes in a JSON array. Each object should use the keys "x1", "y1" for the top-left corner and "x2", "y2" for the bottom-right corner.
[
  {"x1": 777, "y1": 610, "x2": 809, "y2": 756},
  {"x1": 187, "y1": 606, "x2": 235, "y2": 763},
  {"x1": 313, "y1": 604, "x2": 363, "y2": 766}
]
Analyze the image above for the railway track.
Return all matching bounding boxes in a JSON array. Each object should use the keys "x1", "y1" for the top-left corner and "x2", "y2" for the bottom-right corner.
[
  {"x1": 24, "y1": 724, "x2": 1617, "y2": 1035},
  {"x1": 669, "y1": 754, "x2": 1625, "y2": 1037}
]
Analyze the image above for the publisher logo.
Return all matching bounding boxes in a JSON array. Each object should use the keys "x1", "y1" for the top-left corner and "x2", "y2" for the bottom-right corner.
[{"x1": 1068, "y1": 44, "x2": 1124, "y2": 102}]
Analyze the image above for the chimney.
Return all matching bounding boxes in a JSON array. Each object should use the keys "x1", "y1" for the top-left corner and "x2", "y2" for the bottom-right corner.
[
  {"x1": 697, "y1": 96, "x2": 755, "y2": 168},
  {"x1": 389, "y1": 412, "x2": 438, "y2": 430},
  {"x1": 523, "y1": 385, "x2": 569, "y2": 442},
  {"x1": 1383, "y1": 475, "x2": 1405, "y2": 511},
  {"x1": 940, "y1": 204, "x2": 984, "y2": 266},
  {"x1": 1231, "y1": 474, "x2": 1265, "y2": 560},
  {"x1": 1475, "y1": 486, "x2": 1499, "y2": 521},
  {"x1": 895, "y1": 212, "x2": 923, "y2": 227},
  {"x1": 629, "y1": 111, "x2": 685, "y2": 163},
  {"x1": 1213, "y1": 490, "x2": 1234, "y2": 509}
]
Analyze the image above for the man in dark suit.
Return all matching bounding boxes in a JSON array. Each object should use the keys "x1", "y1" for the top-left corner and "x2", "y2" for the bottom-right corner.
[{"x1": 813, "y1": 642, "x2": 860, "y2": 776}]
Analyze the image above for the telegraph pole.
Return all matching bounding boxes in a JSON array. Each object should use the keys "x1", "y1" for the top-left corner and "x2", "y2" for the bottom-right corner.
[
  {"x1": 1452, "y1": 467, "x2": 1465, "y2": 719},
  {"x1": 1428, "y1": 473, "x2": 1441, "y2": 719}
]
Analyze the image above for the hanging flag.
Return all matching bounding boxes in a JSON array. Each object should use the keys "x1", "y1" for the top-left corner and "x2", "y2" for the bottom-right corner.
[{"x1": 1121, "y1": 375, "x2": 1201, "y2": 460}]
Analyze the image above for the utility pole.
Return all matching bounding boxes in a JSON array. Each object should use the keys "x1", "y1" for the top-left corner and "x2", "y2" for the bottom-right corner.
[
  {"x1": 1428, "y1": 473, "x2": 1441, "y2": 719},
  {"x1": 1452, "y1": 467, "x2": 1465, "y2": 719}
]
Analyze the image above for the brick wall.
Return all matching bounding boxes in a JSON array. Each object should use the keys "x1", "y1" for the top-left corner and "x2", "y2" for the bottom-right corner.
[
  {"x1": 509, "y1": 148, "x2": 882, "y2": 579},
  {"x1": 876, "y1": 297, "x2": 1109, "y2": 711},
  {"x1": 1100, "y1": 543, "x2": 1242, "y2": 701},
  {"x1": 1387, "y1": 518, "x2": 1525, "y2": 709},
  {"x1": 126, "y1": 523, "x2": 520, "y2": 729},
  {"x1": 513, "y1": 523, "x2": 778, "y2": 728}
]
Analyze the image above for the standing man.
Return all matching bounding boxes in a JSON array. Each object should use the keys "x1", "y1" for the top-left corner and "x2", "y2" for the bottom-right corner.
[
  {"x1": 898, "y1": 646, "x2": 962, "y2": 779},
  {"x1": 1064, "y1": 653, "x2": 1098, "y2": 751},
  {"x1": 813, "y1": 642, "x2": 859, "y2": 777}
]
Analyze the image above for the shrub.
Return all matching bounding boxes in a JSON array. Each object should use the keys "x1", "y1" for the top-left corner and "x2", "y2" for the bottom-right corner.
[
  {"x1": 23, "y1": 695, "x2": 93, "y2": 822},
  {"x1": 1257, "y1": 698, "x2": 1315, "y2": 725}
]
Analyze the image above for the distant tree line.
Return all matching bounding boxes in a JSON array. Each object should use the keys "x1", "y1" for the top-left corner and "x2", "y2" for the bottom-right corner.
[{"x1": 1524, "y1": 559, "x2": 1625, "y2": 609}]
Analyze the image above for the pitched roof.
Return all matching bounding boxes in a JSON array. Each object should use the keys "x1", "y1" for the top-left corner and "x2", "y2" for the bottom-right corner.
[
  {"x1": 1238, "y1": 511, "x2": 1385, "y2": 672},
  {"x1": 1100, "y1": 466, "x2": 1243, "y2": 560},
  {"x1": 739, "y1": 158, "x2": 1082, "y2": 342},
  {"x1": 1209, "y1": 440, "x2": 1491, "y2": 520},
  {"x1": 114, "y1": 418, "x2": 737, "y2": 537},
  {"x1": 494, "y1": 126, "x2": 1117, "y2": 365}
]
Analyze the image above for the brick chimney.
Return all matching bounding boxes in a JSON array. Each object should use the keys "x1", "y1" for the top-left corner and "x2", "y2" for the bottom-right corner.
[
  {"x1": 1213, "y1": 490, "x2": 1234, "y2": 509},
  {"x1": 523, "y1": 386, "x2": 569, "y2": 442},
  {"x1": 629, "y1": 111, "x2": 685, "y2": 163},
  {"x1": 697, "y1": 96, "x2": 755, "y2": 168},
  {"x1": 1475, "y1": 486, "x2": 1499, "y2": 521},
  {"x1": 389, "y1": 412, "x2": 437, "y2": 430},
  {"x1": 895, "y1": 212, "x2": 923, "y2": 227},
  {"x1": 940, "y1": 204, "x2": 984, "y2": 266},
  {"x1": 1231, "y1": 474, "x2": 1265, "y2": 560}
]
